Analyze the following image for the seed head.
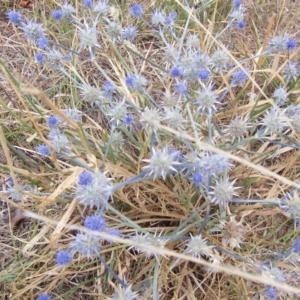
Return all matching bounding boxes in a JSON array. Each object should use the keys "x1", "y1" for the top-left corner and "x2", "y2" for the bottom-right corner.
[
  {"x1": 143, "y1": 147, "x2": 180, "y2": 179},
  {"x1": 56, "y1": 250, "x2": 73, "y2": 266}
]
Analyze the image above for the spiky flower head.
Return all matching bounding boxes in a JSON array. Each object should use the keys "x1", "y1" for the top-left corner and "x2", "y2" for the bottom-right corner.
[
  {"x1": 282, "y1": 61, "x2": 300, "y2": 83},
  {"x1": 143, "y1": 147, "x2": 180, "y2": 179},
  {"x1": 130, "y1": 4, "x2": 143, "y2": 18},
  {"x1": 186, "y1": 34, "x2": 200, "y2": 48},
  {"x1": 265, "y1": 286, "x2": 277, "y2": 300},
  {"x1": 38, "y1": 294, "x2": 51, "y2": 300},
  {"x1": 107, "y1": 102, "x2": 128, "y2": 125},
  {"x1": 61, "y1": 3, "x2": 76, "y2": 18},
  {"x1": 200, "y1": 153, "x2": 234, "y2": 177},
  {"x1": 48, "y1": 128, "x2": 70, "y2": 153},
  {"x1": 195, "y1": 83, "x2": 219, "y2": 115},
  {"x1": 7, "y1": 11, "x2": 22, "y2": 25},
  {"x1": 186, "y1": 234, "x2": 214, "y2": 258},
  {"x1": 191, "y1": 172, "x2": 203, "y2": 186},
  {"x1": 261, "y1": 108, "x2": 287, "y2": 135},
  {"x1": 164, "y1": 108, "x2": 186, "y2": 130},
  {"x1": 84, "y1": 215, "x2": 106, "y2": 231},
  {"x1": 140, "y1": 107, "x2": 161, "y2": 132},
  {"x1": 286, "y1": 38, "x2": 297, "y2": 51},
  {"x1": 105, "y1": 20, "x2": 122, "y2": 41},
  {"x1": 280, "y1": 191, "x2": 300, "y2": 220},
  {"x1": 175, "y1": 82, "x2": 189, "y2": 96},
  {"x1": 47, "y1": 48, "x2": 64, "y2": 68},
  {"x1": 70, "y1": 232, "x2": 102, "y2": 259},
  {"x1": 80, "y1": 84, "x2": 104, "y2": 105},
  {"x1": 56, "y1": 250, "x2": 73, "y2": 266},
  {"x1": 125, "y1": 74, "x2": 147, "y2": 92},
  {"x1": 83, "y1": 0, "x2": 93, "y2": 8},
  {"x1": 75, "y1": 171, "x2": 113, "y2": 209},
  {"x1": 273, "y1": 87, "x2": 288, "y2": 107},
  {"x1": 36, "y1": 144, "x2": 50, "y2": 157},
  {"x1": 262, "y1": 266, "x2": 285, "y2": 283},
  {"x1": 164, "y1": 11, "x2": 177, "y2": 26},
  {"x1": 151, "y1": 9, "x2": 166, "y2": 26},
  {"x1": 210, "y1": 178, "x2": 239, "y2": 208},
  {"x1": 62, "y1": 108, "x2": 82, "y2": 123},
  {"x1": 229, "y1": 7, "x2": 245, "y2": 22},
  {"x1": 21, "y1": 20, "x2": 46, "y2": 42},
  {"x1": 211, "y1": 50, "x2": 229, "y2": 72},
  {"x1": 268, "y1": 35, "x2": 289, "y2": 53},
  {"x1": 225, "y1": 117, "x2": 250, "y2": 141},
  {"x1": 78, "y1": 21, "x2": 98, "y2": 51},
  {"x1": 37, "y1": 37, "x2": 49, "y2": 49},
  {"x1": 47, "y1": 116, "x2": 59, "y2": 128},
  {"x1": 106, "y1": 284, "x2": 139, "y2": 300},
  {"x1": 128, "y1": 231, "x2": 168, "y2": 260},
  {"x1": 198, "y1": 68, "x2": 210, "y2": 81},
  {"x1": 52, "y1": 10, "x2": 63, "y2": 21},
  {"x1": 231, "y1": 69, "x2": 248, "y2": 86},
  {"x1": 121, "y1": 25, "x2": 138, "y2": 41},
  {"x1": 94, "y1": 0, "x2": 110, "y2": 15},
  {"x1": 219, "y1": 216, "x2": 247, "y2": 249},
  {"x1": 108, "y1": 131, "x2": 124, "y2": 150}
]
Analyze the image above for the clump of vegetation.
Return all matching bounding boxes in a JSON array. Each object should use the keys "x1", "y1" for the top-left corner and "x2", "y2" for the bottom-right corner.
[{"x1": 1, "y1": 0, "x2": 300, "y2": 299}]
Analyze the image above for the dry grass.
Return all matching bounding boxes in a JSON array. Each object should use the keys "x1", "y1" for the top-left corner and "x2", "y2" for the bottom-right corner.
[{"x1": 1, "y1": 0, "x2": 300, "y2": 299}]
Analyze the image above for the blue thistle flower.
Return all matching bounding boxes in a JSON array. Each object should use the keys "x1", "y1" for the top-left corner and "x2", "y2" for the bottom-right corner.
[
  {"x1": 237, "y1": 20, "x2": 246, "y2": 29},
  {"x1": 37, "y1": 294, "x2": 51, "y2": 300},
  {"x1": 21, "y1": 20, "x2": 46, "y2": 43},
  {"x1": 55, "y1": 250, "x2": 72, "y2": 266},
  {"x1": 170, "y1": 66, "x2": 183, "y2": 78},
  {"x1": 175, "y1": 82, "x2": 189, "y2": 96},
  {"x1": 47, "y1": 115, "x2": 59, "y2": 128},
  {"x1": 265, "y1": 286, "x2": 277, "y2": 300},
  {"x1": 105, "y1": 228, "x2": 121, "y2": 243},
  {"x1": 123, "y1": 114, "x2": 134, "y2": 126},
  {"x1": 130, "y1": 4, "x2": 143, "y2": 18},
  {"x1": 83, "y1": 0, "x2": 93, "y2": 8},
  {"x1": 78, "y1": 171, "x2": 93, "y2": 186},
  {"x1": 232, "y1": 69, "x2": 248, "y2": 86},
  {"x1": 7, "y1": 11, "x2": 22, "y2": 25},
  {"x1": 164, "y1": 11, "x2": 177, "y2": 25},
  {"x1": 286, "y1": 38, "x2": 297, "y2": 51},
  {"x1": 192, "y1": 172, "x2": 203, "y2": 185},
  {"x1": 36, "y1": 144, "x2": 50, "y2": 157},
  {"x1": 121, "y1": 25, "x2": 138, "y2": 41},
  {"x1": 37, "y1": 37, "x2": 49, "y2": 49},
  {"x1": 35, "y1": 53, "x2": 45, "y2": 65},
  {"x1": 84, "y1": 215, "x2": 106, "y2": 231},
  {"x1": 52, "y1": 10, "x2": 63, "y2": 21},
  {"x1": 102, "y1": 81, "x2": 115, "y2": 97},
  {"x1": 292, "y1": 237, "x2": 300, "y2": 253},
  {"x1": 125, "y1": 75, "x2": 136, "y2": 89},
  {"x1": 198, "y1": 69, "x2": 210, "y2": 81},
  {"x1": 232, "y1": 0, "x2": 242, "y2": 9}
]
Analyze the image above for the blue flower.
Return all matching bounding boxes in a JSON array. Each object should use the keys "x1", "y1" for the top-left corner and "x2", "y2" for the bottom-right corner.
[
  {"x1": 55, "y1": 250, "x2": 72, "y2": 266},
  {"x1": 170, "y1": 66, "x2": 183, "y2": 78},
  {"x1": 7, "y1": 11, "x2": 22, "y2": 25},
  {"x1": 84, "y1": 215, "x2": 106, "y2": 231},
  {"x1": 237, "y1": 20, "x2": 246, "y2": 29},
  {"x1": 52, "y1": 10, "x2": 63, "y2": 21},
  {"x1": 123, "y1": 114, "x2": 133, "y2": 126},
  {"x1": 164, "y1": 11, "x2": 177, "y2": 25},
  {"x1": 47, "y1": 116, "x2": 59, "y2": 128},
  {"x1": 35, "y1": 53, "x2": 45, "y2": 65},
  {"x1": 130, "y1": 4, "x2": 143, "y2": 18},
  {"x1": 83, "y1": 0, "x2": 93, "y2": 8},
  {"x1": 103, "y1": 81, "x2": 115, "y2": 97},
  {"x1": 198, "y1": 69, "x2": 210, "y2": 81},
  {"x1": 232, "y1": 0, "x2": 242, "y2": 9},
  {"x1": 37, "y1": 37, "x2": 49, "y2": 49},
  {"x1": 265, "y1": 286, "x2": 277, "y2": 300},
  {"x1": 37, "y1": 294, "x2": 51, "y2": 300},
  {"x1": 292, "y1": 237, "x2": 300, "y2": 253},
  {"x1": 121, "y1": 25, "x2": 138, "y2": 41},
  {"x1": 78, "y1": 171, "x2": 93, "y2": 186},
  {"x1": 36, "y1": 145, "x2": 50, "y2": 157},
  {"x1": 125, "y1": 75, "x2": 136, "y2": 89},
  {"x1": 232, "y1": 69, "x2": 248, "y2": 86},
  {"x1": 286, "y1": 38, "x2": 297, "y2": 51},
  {"x1": 175, "y1": 82, "x2": 189, "y2": 96},
  {"x1": 192, "y1": 172, "x2": 203, "y2": 185}
]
